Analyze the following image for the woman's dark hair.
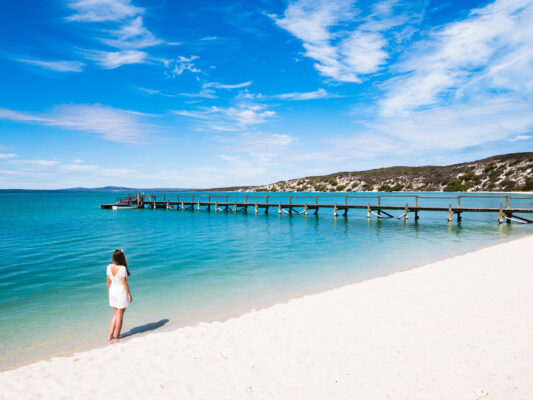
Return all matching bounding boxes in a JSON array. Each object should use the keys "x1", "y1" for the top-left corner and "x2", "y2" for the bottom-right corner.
[{"x1": 112, "y1": 249, "x2": 130, "y2": 276}]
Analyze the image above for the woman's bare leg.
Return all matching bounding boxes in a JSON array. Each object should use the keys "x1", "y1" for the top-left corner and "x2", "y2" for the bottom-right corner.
[
  {"x1": 108, "y1": 308, "x2": 117, "y2": 340},
  {"x1": 114, "y1": 308, "x2": 126, "y2": 339}
]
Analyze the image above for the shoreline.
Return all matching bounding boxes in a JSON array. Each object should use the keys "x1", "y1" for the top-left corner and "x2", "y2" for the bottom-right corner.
[
  {"x1": 1, "y1": 234, "x2": 532, "y2": 398},
  {"x1": 2, "y1": 233, "x2": 529, "y2": 373}
]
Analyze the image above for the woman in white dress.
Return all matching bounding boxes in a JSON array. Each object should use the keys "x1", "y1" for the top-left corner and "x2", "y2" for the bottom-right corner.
[{"x1": 107, "y1": 249, "x2": 133, "y2": 340}]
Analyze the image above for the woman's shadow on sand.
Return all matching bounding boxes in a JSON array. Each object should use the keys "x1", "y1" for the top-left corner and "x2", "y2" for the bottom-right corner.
[{"x1": 120, "y1": 319, "x2": 170, "y2": 338}]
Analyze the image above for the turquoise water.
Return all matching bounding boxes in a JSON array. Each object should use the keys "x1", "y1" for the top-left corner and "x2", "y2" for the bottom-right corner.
[{"x1": 1, "y1": 191, "x2": 532, "y2": 370}]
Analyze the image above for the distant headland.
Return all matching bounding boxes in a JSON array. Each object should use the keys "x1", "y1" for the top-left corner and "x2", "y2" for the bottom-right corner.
[
  {"x1": 0, "y1": 186, "x2": 197, "y2": 193},
  {"x1": 205, "y1": 152, "x2": 533, "y2": 193}
]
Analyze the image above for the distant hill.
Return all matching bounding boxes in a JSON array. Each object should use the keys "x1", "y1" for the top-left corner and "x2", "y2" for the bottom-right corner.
[
  {"x1": 58, "y1": 186, "x2": 197, "y2": 192},
  {"x1": 59, "y1": 186, "x2": 135, "y2": 192},
  {"x1": 214, "y1": 152, "x2": 533, "y2": 193},
  {"x1": 0, "y1": 186, "x2": 197, "y2": 193}
]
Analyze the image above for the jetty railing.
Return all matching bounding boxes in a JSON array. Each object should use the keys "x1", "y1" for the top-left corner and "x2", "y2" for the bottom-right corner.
[{"x1": 103, "y1": 193, "x2": 533, "y2": 224}]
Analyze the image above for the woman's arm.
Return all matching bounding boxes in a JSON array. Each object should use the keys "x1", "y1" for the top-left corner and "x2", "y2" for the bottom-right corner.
[
  {"x1": 107, "y1": 274, "x2": 111, "y2": 290},
  {"x1": 121, "y1": 276, "x2": 133, "y2": 303}
]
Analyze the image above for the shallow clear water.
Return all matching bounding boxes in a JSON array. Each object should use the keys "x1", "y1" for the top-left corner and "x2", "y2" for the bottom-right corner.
[{"x1": 0, "y1": 191, "x2": 531, "y2": 370}]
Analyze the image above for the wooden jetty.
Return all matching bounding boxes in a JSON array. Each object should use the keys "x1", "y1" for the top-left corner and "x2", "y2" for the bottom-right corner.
[{"x1": 101, "y1": 193, "x2": 533, "y2": 224}]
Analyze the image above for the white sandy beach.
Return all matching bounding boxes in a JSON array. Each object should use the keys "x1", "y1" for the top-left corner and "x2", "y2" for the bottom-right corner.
[{"x1": 1, "y1": 236, "x2": 532, "y2": 400}]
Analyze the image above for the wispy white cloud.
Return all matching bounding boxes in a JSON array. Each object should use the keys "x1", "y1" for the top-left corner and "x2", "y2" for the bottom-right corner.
[
  {"x1": 288, "y1": 132, "x2": 403, "y2": 164},
  {"x1": 236, "y1": 88, "x2": 333, "y2": 101},
  {"x1": 164, "y1": 55, "x2": 201, "y2": 76},
  {"x1": 61, "y1": 163, "x2": 99, "y2": 171},
  {"x1": 102, "y1": 16, "x2": 162, "y2": 48},
  {"x1": 87, "y1": 49, "x2": 147, "y2": 68},
  {"x1": 67, "y1": 0, "x2": 165, "y2": 71},
  {"x1": 275, "y1": 88, "x2": 330, "y2": 100},
  {"x1": 10, "y1": 159, "x2": 59, "y2": 168},
  {"x1": 65, "y1": 0, "x2": 206, "y2": 80},
  {"x1": 66, "y1": 0, "x2": 143, "y2": 22},
  {"x1": 508, "y1": 135, "x2": 532, "y2": 142},
  {"x1": 195, "y1": 156, "x2": 267, "y2": 183},
  {"x1": 177, "y1": 90, "x2": 217, "y2": 99},
  {"x1": 370, "y1": 96, "x2": 533, "y2": 150},
  {"x1": 174, "y1": 104, "x2": 276, "y2": 131},
  {"x1": 13, "y1": 58, "x2": 85, "y2": 72},
  {"x1": 238, "y1": 89, "x2": 264, "y2": 100},
  {"x1": 173, "y1": 109, "x2": 214, "y2": 120},
  {"x1": 0, "y1": 108, "x2": 48, "y2": 123},
  {"x1": 299, "y1": 97, "x2": 533, "y2": 167},
  {"x1": 253, "y1": 133, "x2": 295, "y2": 146},
  {"x1": 139, "y1": 87, "x2": 216, "y2": 99},
  {"x1": 296, "y1": 95, "x2": 533, "y2": 168},
  {"x1": 0, "y1": 153, "x2": 17, "y2": 159},
  {"x1": 0, "y1": 169, "x2": 30, "y2": 176},
  {"x1": 216, "y1": 132, "x2": 295, "y2": 148},
  {"x1": 363, "y1": 0, "x2": 533, "y2": 153},
  {"x1": 139, "y1": 87, "x2": 166, "y2": 96},
  {"x1": 220, "y1": 105, "x2": 277, "y2": 130},
  {"x1": 167, "y1": 80, "x2": 252, "y2": 100},
  {"x1": 0, "y1": 104, "x2": 150, "y2": 143},
  {"x1": 203, "y1": 81, "x2": 252, "y2": 89},
  {"x1": 97, "y1": 168, "x2": 136, "y2": 176},
  {"x1": 217, "y1": 154, "x2": 253, "y2": 168},
  {"x1": 274, "y1": 0, "x2": 424, "y2": 83},
  {"x1": 339, "y1": 30, "x2": 388, "y2": 75},
  {"x1": 274, "y1": 0, "x2": 360, "y2": 82},
  {"x1": 200, "y1": 36, "x2": 218, "y2": 41},
  {"x1": 274, "y1": 0, "x2": 396, "y2": 83},
  {"x1": 213, "y1": 133, "x2": 297, "y2": 173},
  {"x1": 276, "y1": 98, "x2": 533, "y2": 172},
  {"x1": 379, "y1": 0, "x2": 533, "y2": 116}
]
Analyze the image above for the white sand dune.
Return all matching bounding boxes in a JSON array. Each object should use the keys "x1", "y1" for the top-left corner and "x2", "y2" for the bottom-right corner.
[{"x1": 1, "y1": 236, "x2": 532, "y2": 400}]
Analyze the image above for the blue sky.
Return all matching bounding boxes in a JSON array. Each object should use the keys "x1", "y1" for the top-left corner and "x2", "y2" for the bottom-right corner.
[{"x1": 0, "y1": 0, "x2": 532, "y2": 189}]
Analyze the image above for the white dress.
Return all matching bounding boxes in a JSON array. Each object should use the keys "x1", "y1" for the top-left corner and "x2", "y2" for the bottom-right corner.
[{"x1": 107, "y1": 264, "x2": 130, "y2": 309}]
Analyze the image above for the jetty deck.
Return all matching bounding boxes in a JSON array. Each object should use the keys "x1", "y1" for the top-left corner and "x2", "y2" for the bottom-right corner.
[{"x1": 101, "y1": 193, "x2": 533, "y2": 224}]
